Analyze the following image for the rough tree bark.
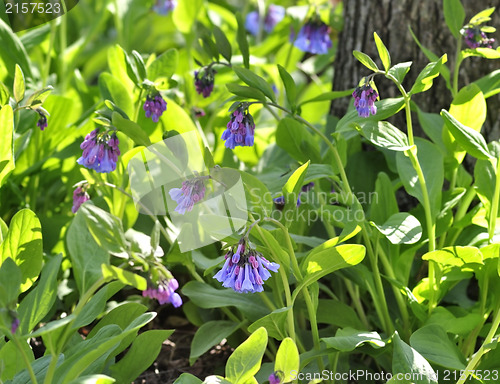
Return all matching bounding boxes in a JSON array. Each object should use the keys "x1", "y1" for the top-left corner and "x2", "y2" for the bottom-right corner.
[{"x1": 330, "y1": 0, "x2": 500, "y2": 141}]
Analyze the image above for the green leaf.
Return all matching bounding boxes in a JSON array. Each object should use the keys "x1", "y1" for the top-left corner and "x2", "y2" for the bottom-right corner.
[
  {"x1": 422, "y1": 246, "x2": 483, "y2": 267},
  {"x1": 276, "y1": 118, "x2": 320, "y2": 163},
  {"x1": 67, "y1": 374, "x2": 116, "y2": 384},
  {"x1": 355, "y1": 121, "x2": 411, "y2": 151},
  {"x1": 233, "y1": 67, "x2": 276, "y2": 102},
  {"x1": 441, "y1": 109, "x2": 493, "y2": 160},
  {"x1": 174, "y1": 373, "x2": 203, "y2": 384},
  {"x1": 388, "y1": 61, "x2": 412, "y2": 84},
  {"x1": 277, "y1": 64, "x2": 297, "y2": 109},
  {"x1": 373, "y1": 32, "x2": 391, "y2": 72},
  {"x1": 371, "y1": 213, "x2": 422, "y2": 244},
  {"x1": 282, "y1": 162, "x2": 309, "y2": 227},
  {"x1": 370, "y1": 172, "x2": 399, "y2": 224},
  {"x1": 396, "y1": 139, "x2": 444, "y2": 219},
  {"x1": 80, "y1": 204, "x2": 128, "y2": 256},
  {"x1": 112, "y1": 112, "x2": 152, "y2": 147},
  {"x1": 410, "y1": 55, "x2": 447, "y2": 94},
  {"x1": 275, "y1": 338, "x2": 299, "y2": 383},
  {"x1": 0, "y1": 105, "x2": 14, "y2": 188},
  {"x1": 410, "y1": 325, "x2": 466, "y2": 370},
  {"x1": 131, "y1": 50, "x2": 147, "y2": 83},
  {"x1": 295, "y1": 244, "x2": 365, "y2": 301},
  {"x1": 239, "y1": 171, "x2": 273, "y2": 219},
  {"x1": 322, "y1": 327, "x2": 385, "y2": 352},
  {"x1": 0, "y1": 340, "x2": 34, "y2": 381},
  {"x1": 9, "y1": 354, "x2": 63, "y2": 384},
  {"x1": 67, "y1": 209, "x2": 110, "y2": 294},
  {"x1": 213, "y1": 26, "x2": 232, "y2": 62},
  {"x1": 248, "y1": 307, "x2": 289, "y2": 340},
  {"x1": 0, "y1": 209, "x2": 43, "y2": 292},
  {"x1": 26, "y1": 86, "x2": 53, "y2": 107},
  {"x1": 173, "y1": 0, "x2": 203, "y2": 34},
  {"x1": 236, "y1": 13, "x2": 250, "y2": 69},
  {"x1": 147, "y1": 48, "x2": 178, "y2": 83},
  {"x1": 392, "y1": 332, "x2": 438, "y2": 384},
  {"x1": 0, "y1": 258, "x2": 21, "y2": 307},
  {"x1": 13, "y1": 64, "x2": 25, "y2": 103},
  {"x1": 190, "y1": 321, "x2": 240, "y2": 364},
  {"x1": 352, "y1": 50, "x2": 379, "y2": 72},
  {"x1": 298, "y1": 89, "x2": 353, "y2": 106},
  {"x1": 226, "y1": 83, "x2": 267, "y2": 101},
  {"x1": 0, "y1": 19, "x2": 32, "y2": 78},
  {"x1": 101, "y1": 265, "x2": 147, "y2": 290},
  {"x1": 98, "y1": 73, "x2": 134, "y2": 117},
  {"x1": 110, "y1": 330, "x2": 174, "y2": 383},
  {"x1": 462, "y1": 47, "x2": 500, "y2": 59},
  {"x1": 107, "y1": 45, "x2": 135, "y2": 92},
  {"x1": 182, "y1": 281, "x2": 268, "y2": 321},
  {"x1": 473, "y1": 69, "x2": 500, "y2": 98},
  {"x1": 225, "y1": 327, "x2": 268, "y2": 384},
  {"x1": 469, "y1": 7, "x2": 495, "y2": 25},
  {"x1": 0, "y1": 81, "x2": 10, "y2": 106},
  {"x1": 17, "y1": 254, "x2": 62, "y2": 335},
  {"x1": 443, "y1": 0, "x2": 465, "y2": 38}
]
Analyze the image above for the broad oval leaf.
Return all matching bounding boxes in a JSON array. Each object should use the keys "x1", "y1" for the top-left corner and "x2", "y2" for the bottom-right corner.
[
  {"x1": 275, "y1": 338, "x2": 299, "y2": 383},
  {"x1": 371, "y1": 213, "x2": 422, "y2": 244},
  {"x1": 410, "y1": 55, "x2": 447, "y2": 95},
  {"x1": 373, "y1": 32, "x2": 391, "y2": 72},
  {"x1": 233, "y1": 67, "x2": 276, "y2": 102},
  {"x1": 322, "y1": 327, "x2": 385, "y2": 352},
  {"x1": 356, "y1": 121, "x2": 411, "y2": 151},
  {"x1": 352, "y1": 50, "x2": 379, "y2": 72}
]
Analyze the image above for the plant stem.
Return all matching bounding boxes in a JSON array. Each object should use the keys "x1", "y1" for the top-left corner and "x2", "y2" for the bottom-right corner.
[
  {"x1": 453, "y1": 39, "x2": 463, "y2": 97},
  {"x1": 456, "y1": 302, "x2": 500, "y2": 384},
  {"x1": 487, "y1": 156, "x2": 500, "y2": 242},
  {"x1": 42, "y1": 21, "x2": 57, "y2": 87},
  {"x1": 11, "y1": 336, "x2": 37, "y2": 384}
]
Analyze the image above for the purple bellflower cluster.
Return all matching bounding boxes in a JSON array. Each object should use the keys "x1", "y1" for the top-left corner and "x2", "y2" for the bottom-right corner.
[
  {"x1": 245, "y1": 4, "x2": 286, "y2": 36},
  {"x1": 274, "y1": 182, "x2": 315, "y2": 208},
  {"x1": 153, "y1": 0, "x2": 176, "y2": 15},
  {"x1": 77, "y1": 128, "x2": 120, "y2": 173},
  {"x1": 143, "y1": 93, "x2": 167, "y2": 123},
  {"x1": 143, "y1": 278, "x2": 182, "y2": 307},
  {"x1": 221, "y1": 104, "x2": 255, "y2": 149},
  {"x1": 169, "y1": 176, "x2": 207, "y2": 214},
  {"x1": 293, "y1": 19, "x2": 332, "y2": 55},
  {"x1": 72, "y1": 184, "x2": 90, "y2": 213},
  {"x1": 352, "y1": 83, "x2": 378, "y2": 118},
  {"x1": 462, "y1": 27, "x2": 495, "y2": 49},
  {"x1": 194, "y1": 67, "x2": 216, "y2": 98},
  {"x1": 214, "y1": 240, "x2": 280, "y2": 293}
]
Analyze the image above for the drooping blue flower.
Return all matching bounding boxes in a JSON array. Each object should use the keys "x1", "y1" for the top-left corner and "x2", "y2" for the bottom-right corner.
[
  {"x1": 153, "y1": 0, "x2": 176, "y2": 15},
  {"x1": 462, "y1": 27, "x2": 495, "y2": 49},
  {"x1": 143, "y1": 94, "x2": 167, "y2": 123},
  {"x1": 221, "y1": 105, "x2": 255, "y2": 149},
  {"x1": 77, "y1": 128, "x2": 120, "y2": 173},
  {"x1": 194, "y1": 67, "x2": 216, "y2": 98},
  {"x1": 169, "y1": 177, "x2": 206, "y2": 214},
  {"x1": 293, "y1": 20, "x2": 332, "y2": 54},
  {"x1": 10, "y1": 317, "x2": 20, "y2": 334},
  {"x1": 72, "y1": 184, "x2": 90, "y2": 213},
  {"x1": 274, "y1": 182, "x2": 315, "y2": 208},
  {"x1": 214, "y1": 241, "x2": 279, "y2": 294},
  {"x1": 246, "y1": 4, "x2": 286, "y2": 36},
  {"x1": 36, "y1": 113, "x2": 48, "y2": 131},
  {"x1": 352, "y1": 83, "x2": 378, "y2": 118},
  {"x1": 143, "y1": 278, "x2": 182, "y2": 307}
]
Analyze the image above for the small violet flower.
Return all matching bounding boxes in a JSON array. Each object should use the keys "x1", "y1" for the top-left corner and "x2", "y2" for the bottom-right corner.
[
  {"x1": 143, "y1": 278, "x2": 182, "y2": 307},
  {"x1": 462, "y1": 27, "x2": 495, "y2": 49},
  {"x1": 214, "y1": 240, "x2": 280, "y2": 293},
  {"x1": 221, "y1": 105, "x2": 255, "y2": 149},
  {"x1": 352, "y1": 83, "x2": 378, "y2": 118},
  {"x1": 246, "y1": 4, "x2": 286, "y2": 36},
  {"x1": 10, "y1": 317, "x2": 20, "y2": 334},
  {"x1": 169, "y1": 176, "x2": 207, "y2": 214},
  {"x1": 36, "y1": 112, "x2": 48, "y2": 131},
  {"x1": 274, "y1": 182, "x2": 315, "y2": 208},
  {"x1": 194, "y1": 67, "x2": 216, "y2": 98},
  {"x1": 143, "y1": 93, "x2": 167, "y2": 123},
  {"x1": 153, "y1": 0, "x2": 176, "y2": 15},
  {"x1": 72, "y1": 184, "x2": 90, "y2": 213},
  {"x1": 77, "y1": 128, "x2": 121, "y2": 173},
  {"x1": 293, "y1": 19, "x2": 332, "y2": 55},
  {"x1": 268, "y1": 372, "x2": 282, "y2": 384}
]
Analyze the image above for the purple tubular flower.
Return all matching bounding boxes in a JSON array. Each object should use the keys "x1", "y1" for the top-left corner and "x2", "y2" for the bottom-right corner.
[
  {"x1": 169, "y1": 177, "x2": 206, "y2": 214},
  {"x1": 194, "y1": 68, "x2": 216, "y2": 98},
  {"x1": 245, "y1": 4, "x2": 285, "y2": 36},
  {"x1": 153, "y1": 0, "x2": 176, "y2": 15},
  {"x1": 143, "y1": 94, "x2": 167, "y2": 123},
  {"x1": 269, "y1": 372, "x2": 282, "y2": 384},
  {"x1": 221, "y1": 105, "x2": 255, "y2": 149},
  {"x1": 11, "y1": 317, "x2": 20, "y2": 334},
  {"x1": 143, "y1": 278, "x2": 182, "y2": 307},
  {"x1": 293, "y1": 20, "x2": 332, "y2": 54},
  {"x1": 463, "y1": 27, "x2": 495, "y2": 49},
  {"x1": 77, "y1": 129, "x2": 121, "y2": 173},
  {"x1": 352, "y1": 84, "x2": 378, "y2": 118},
  {"x1": 214, "y1": 242, "x2": 279, "y2": 294},
  {"x1": 72, "y1": 185, "x2": 90, "y2": 213},
  {"x1": 37, "y1": 114, "x2": 48, "y2": 130}
]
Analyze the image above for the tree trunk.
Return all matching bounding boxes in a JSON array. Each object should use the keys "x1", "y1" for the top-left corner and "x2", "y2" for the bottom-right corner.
[{"x1": 331, "y1": 0, "x2": 500, "y2": 141}]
